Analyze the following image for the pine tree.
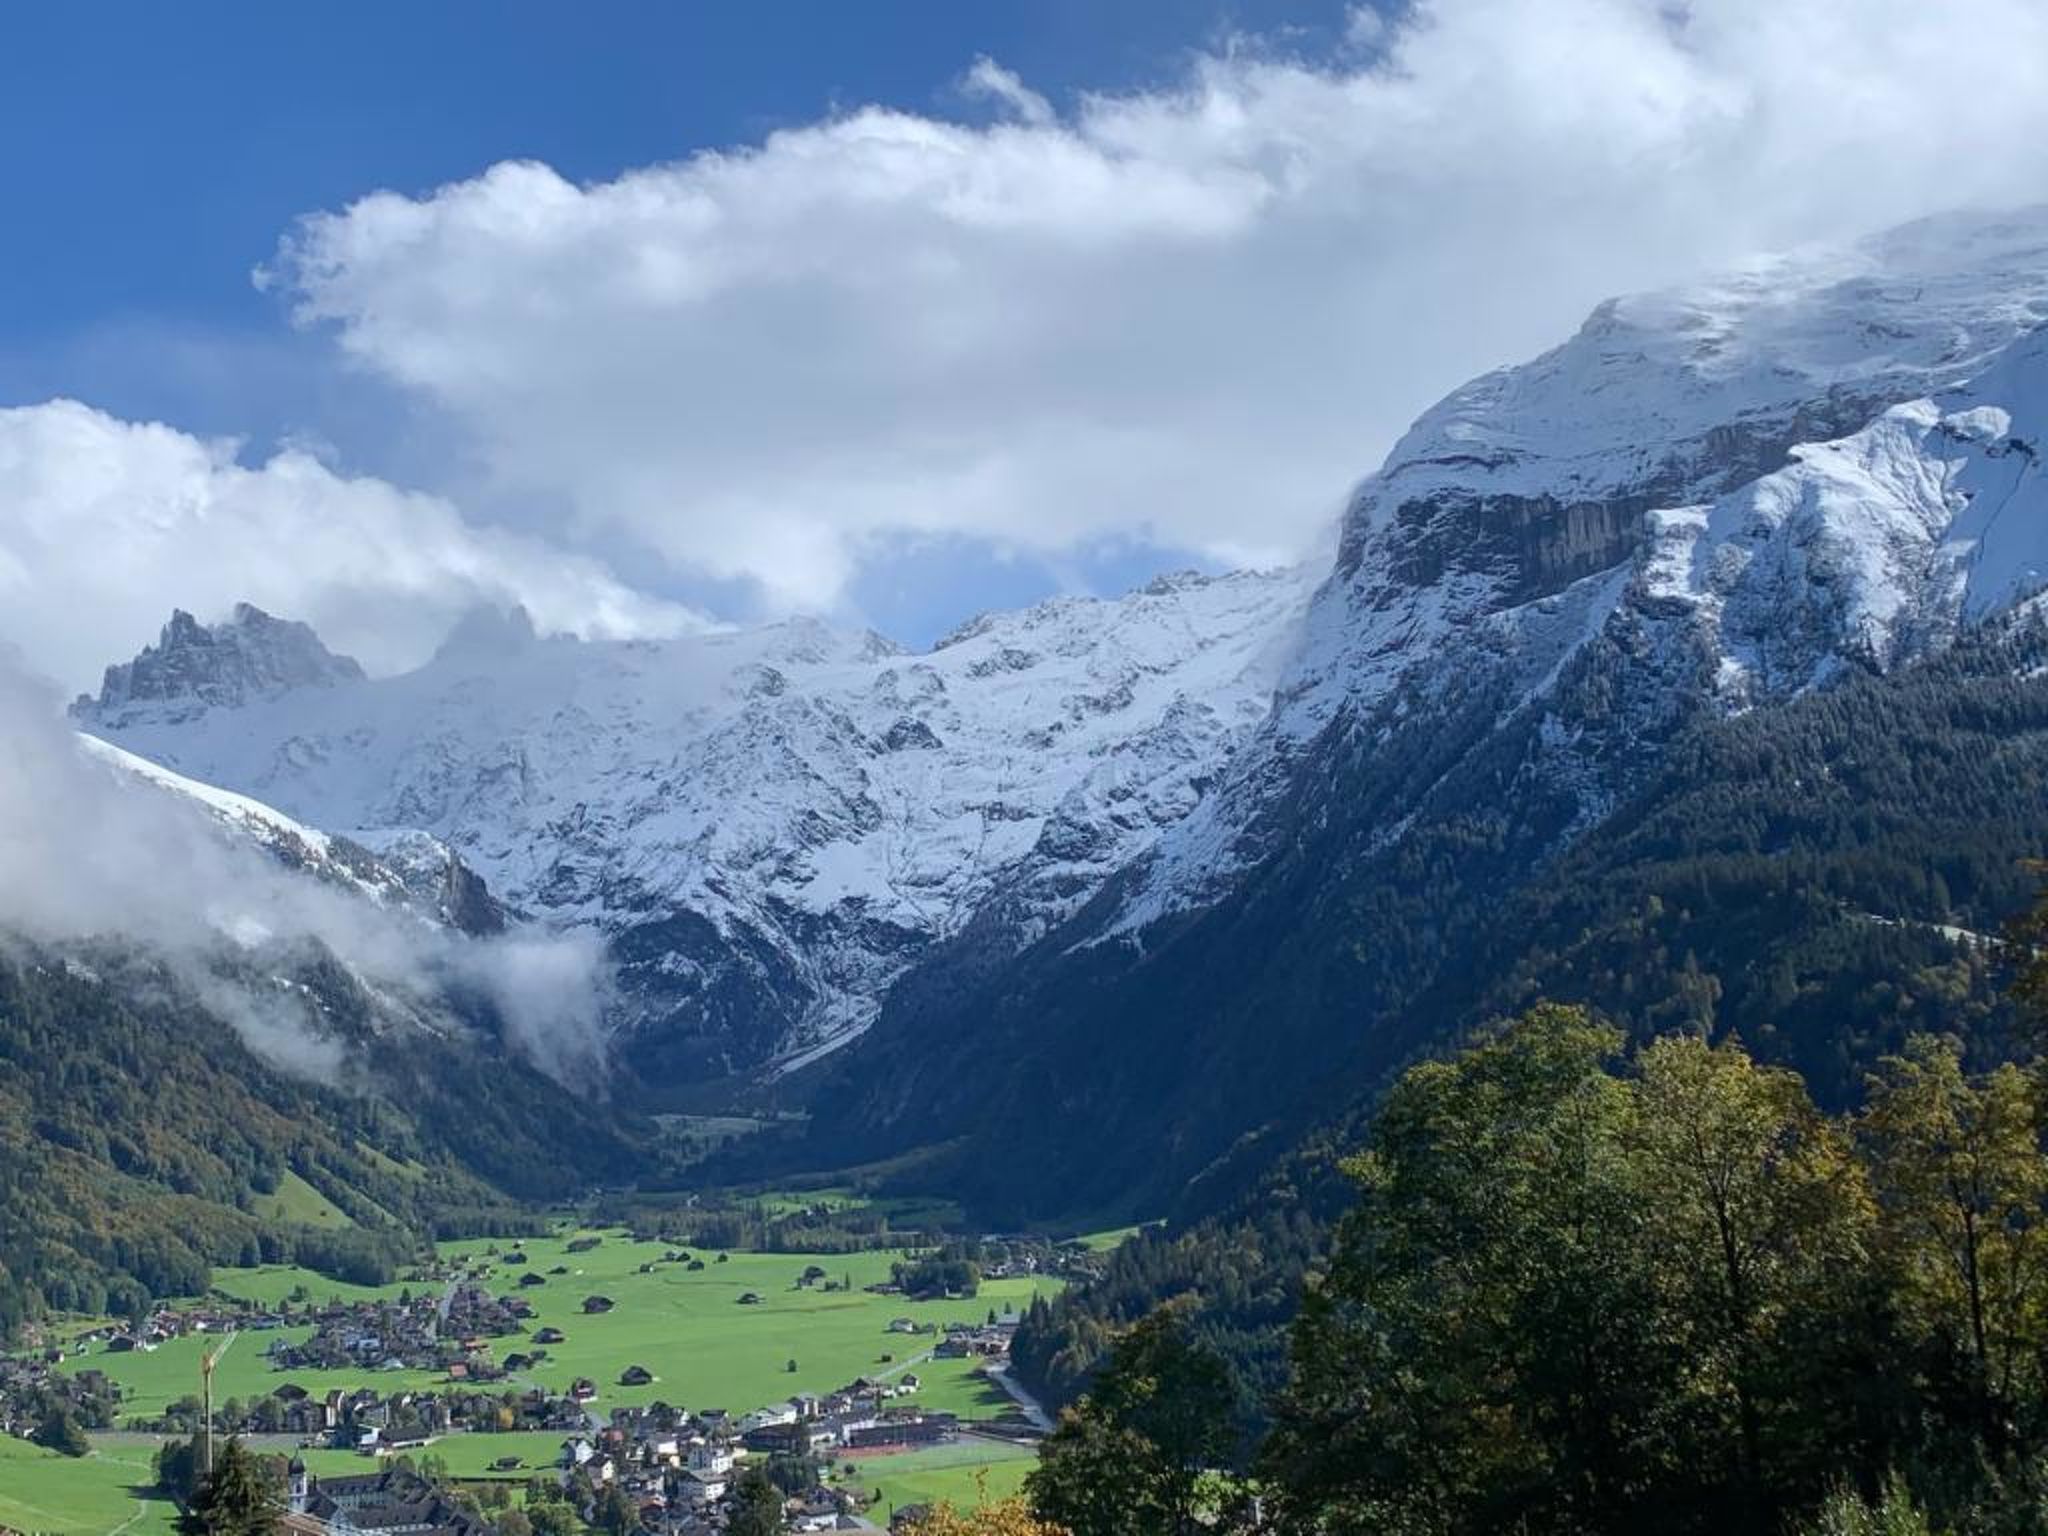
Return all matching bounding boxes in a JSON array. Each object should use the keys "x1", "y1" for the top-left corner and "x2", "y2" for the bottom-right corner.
[{"x1": 178, "y1": 1439, "x2": 281, "y2": 1536}]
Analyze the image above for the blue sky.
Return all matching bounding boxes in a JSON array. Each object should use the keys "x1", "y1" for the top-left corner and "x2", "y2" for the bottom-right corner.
[
  {"x1": 0, "y1": 0, "x2": 1367, "y2": 656},
  {"x1": 4, "y1": 0, "x2": 2041, "y2": 687}
]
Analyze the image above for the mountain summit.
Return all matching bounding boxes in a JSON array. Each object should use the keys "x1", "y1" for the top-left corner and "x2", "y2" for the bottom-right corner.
[
  {"x1": 792, "y1": 206, "x2": 2048, "y2": 1218},
  {"x1": 75, "y1": 602, "x2": 365, "y2": 726}
]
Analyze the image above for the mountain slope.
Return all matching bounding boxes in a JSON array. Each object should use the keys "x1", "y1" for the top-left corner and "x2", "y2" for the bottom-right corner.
[
  {"x1": 78, "y1": 734, "x2": 506, "y2": 934},
  {"x1": 792, "y1": 207, "x2": 2048, "y2": 1221},
  {"x1": 1013, "y1": 615, "x2": 2048, "y2": 1413},
  {"x1": 77, "y1": 571, "x2": 1310, "y2": 1091}
]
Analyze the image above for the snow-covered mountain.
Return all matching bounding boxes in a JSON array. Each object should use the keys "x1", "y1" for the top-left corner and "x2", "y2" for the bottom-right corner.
[
  {"x1": 73, "y1": 205, "x2": 2048, "y2": 1134},
  {"x1": 78, "y1": 733, "x2": 506, "y2": 936},
  {"x1": 785, "y1": 206, "x2": 2048, "y2": 1220},
  {"x1": 75, "y1": 568, "x2": 1309, "y2": 1083},
  {"x1": 1112, "y1": 207, "x2": 2048, "y2": 931}
]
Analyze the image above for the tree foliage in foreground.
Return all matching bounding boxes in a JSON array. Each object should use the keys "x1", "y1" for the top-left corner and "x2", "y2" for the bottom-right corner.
[
  {"x1": 1027, "y1": 1305, "x2": 1239, "y2": 1536},
  {"x1": 1257, "y1": 1005, "x2": 2048, "y2": 1535}
]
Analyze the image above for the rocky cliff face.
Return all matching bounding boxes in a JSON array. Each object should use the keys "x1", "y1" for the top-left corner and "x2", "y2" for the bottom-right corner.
[
  {"x1": 78, "y1": 603, "x2": 365, "y2": 725},
  {"x1": 787, "y1": 207, "x2": 2048, "y2": 1219}
]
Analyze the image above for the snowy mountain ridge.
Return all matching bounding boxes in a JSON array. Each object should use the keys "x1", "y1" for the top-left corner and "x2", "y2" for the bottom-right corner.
[
  {"x1": 76, "y1": 567, "x2": 1311, "y2": 1079},
  {"x1": 77, "y1": 732, "x2": 505, "y2": 936},
  {"x1": 1104, "y1": 207, "x2": 2048, "y2": 934}
]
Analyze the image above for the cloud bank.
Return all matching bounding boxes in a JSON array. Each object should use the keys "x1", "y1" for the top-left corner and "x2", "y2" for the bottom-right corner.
[
  {"x1": 0, "y1": 400, "x2": 703, "y2": 693},
  {"x1": 267, "y1": 0, "x2": 2048, "y2": 619}
]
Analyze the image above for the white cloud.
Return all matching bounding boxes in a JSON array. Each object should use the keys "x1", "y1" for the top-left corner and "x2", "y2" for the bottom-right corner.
[
  {"x1": 0, "y1": 398, "x2": 703, "y2": 692},
  {"x1": 265, "y1": 0, "x2": 2048, "y2": 620},
  {"x1": 961, "y1": 56, "x2": 1055, "y2": 128}
]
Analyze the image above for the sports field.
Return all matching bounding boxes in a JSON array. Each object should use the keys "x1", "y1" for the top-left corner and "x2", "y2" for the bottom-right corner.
[{"x1": 836, "y1": 1435, "x2": 1039, "y2": 1518}]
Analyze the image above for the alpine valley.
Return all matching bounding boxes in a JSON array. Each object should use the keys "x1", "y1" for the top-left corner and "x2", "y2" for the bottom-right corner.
[{"x1": 40, "y1": 204, "x2": 2048, "y2": 1334}]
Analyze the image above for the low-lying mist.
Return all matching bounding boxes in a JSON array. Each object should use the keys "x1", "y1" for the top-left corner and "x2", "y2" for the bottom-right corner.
[{"x1": 0, "y1": 648, "x2": 612, "y2": 1089}]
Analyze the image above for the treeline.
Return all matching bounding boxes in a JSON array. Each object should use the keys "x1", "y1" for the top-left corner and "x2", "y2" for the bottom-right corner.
[
  {"x1": 1011, "y1": 1199, "x2": 1326, "y2": 1428},
  {"x1": 1026, "y1": 1006, "x2": 2048, "y2": 1535}
]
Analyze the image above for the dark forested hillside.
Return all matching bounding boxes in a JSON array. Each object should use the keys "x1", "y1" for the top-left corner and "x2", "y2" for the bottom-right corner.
[
  {"x1": 1006, "y1": 620, "x2": 2048, "y2": 1411},
  {"x1": 804, "y1": 615, "x2": 2048, "y2": 1230},
  {"x1": 0, "y1": 942, "x2": 651, "y2": 1337}
]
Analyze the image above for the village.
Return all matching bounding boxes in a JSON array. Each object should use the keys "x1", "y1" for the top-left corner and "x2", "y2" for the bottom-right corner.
[{"x1": 0, "y1": 1237, "x2": 1056, "y2": 1536}]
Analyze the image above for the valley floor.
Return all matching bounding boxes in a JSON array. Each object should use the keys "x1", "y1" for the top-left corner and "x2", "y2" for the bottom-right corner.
[{"x1": 17, "y1": 1225, "x2": 1084, "y2": 1533}]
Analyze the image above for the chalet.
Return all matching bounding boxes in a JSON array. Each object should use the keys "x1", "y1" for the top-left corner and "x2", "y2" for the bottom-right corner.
[
  {"x1": 571, "y1": 1377, "x2": 598, "y2": 1402},
  {"x1": 534, "y1": 1328, "x2": 567, "y2": 1345},
  {"x1": 736, "y1": 1292, "x2": 764, "y2": 1306},
  {"x1": 581, "y1": 1295, "x2": 616, "y2": 1314},
  {"x1": 518, "y1": 1273, "x2": 546, "y2": 1288},
  {"x1": 620, "y1": 1365, "x2": 655, "y2": 1386}
]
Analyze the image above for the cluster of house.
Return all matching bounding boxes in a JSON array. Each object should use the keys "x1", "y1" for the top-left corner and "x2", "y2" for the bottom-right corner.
[
  {"x1": 886, "y1": 1311, "x2": 1023, "y2": 1361},
  {"x1": 0, "y1": 1354, "x2": 117, "y2": 1437},
  {"x1": 241, "y1": 1381, "x2": 586, "y2": 1449},
  {"x1": 555, "y1": 1376, "x2": 968, "y2": 1534},
  {"x1": 264, "y1": 1283, "x2": 530, "y2": 1378}
]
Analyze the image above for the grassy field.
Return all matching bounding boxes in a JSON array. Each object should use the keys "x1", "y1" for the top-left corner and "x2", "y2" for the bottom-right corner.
[
  {"x1": 836, "y1": 1435, "x2": 1039, "y2": 1519},
  {"x1": 0, "y1": 1433, "x2": 179, "y2": 1536},
  {"x1": 248, "y1": 1170, "x2": 356, "y2": 1229},
  {"x1": 293, "y1": 1429, "x2": 570, "y2": 1482},
  {"x1": 61, "y1": 1228, "x2": 1060, "y2": 1475}
]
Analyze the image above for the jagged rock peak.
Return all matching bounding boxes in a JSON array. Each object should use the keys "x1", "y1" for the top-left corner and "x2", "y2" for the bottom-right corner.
[{"x1": 74, "y1": 603, "x2": 364, "y2": 724}]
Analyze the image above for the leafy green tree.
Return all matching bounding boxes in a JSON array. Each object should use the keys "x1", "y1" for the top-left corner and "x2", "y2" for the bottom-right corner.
[
  {"x1": 156, "y1": 1434, "x2": 205, "y2": 1501},
  {"x1": 1028, "y1": 1304, "x2": 1239, "y2": 1535},
  {"x1": 31, "y1": 1403, "x2": 91, "y2": 1457},
  {"x1": 1627, "y1": 1034, "x2": 1877, "y2": 1517},
  {"x1": 1262, "y1": 1004, "x2": 1681, "y2": 1535},
  {"x1": 593, "y1": 1481, "x2": 637, "y2": 1536},
  {"x1": 178, "y1": 1439, "x2": 281, "y2": 1536},
  {"x1": 1863, "y1": 1036, "x2": 2048, "y2": 1443},
  {"x1": 728, "y1": 1464, "x2": 786, "y2": 1536},
  {"x1": 525, "y1": 1498, "x2": 580, "y2": 1536},
  {"x1": 1797, "y1": 1474, "x2": 1936, "y2": 1536}
]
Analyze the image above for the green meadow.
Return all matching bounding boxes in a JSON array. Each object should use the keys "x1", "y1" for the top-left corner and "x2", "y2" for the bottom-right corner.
[
  {"x1": 0, "y1": 1433, "x2": 178, "y2": 1536},
  {"x1": 293, "y1": 1429, "x2": 570, "y2": 1482},
  {"x1": 56, "y1": 1227, "x2": 1068, "y2": 1499}
]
